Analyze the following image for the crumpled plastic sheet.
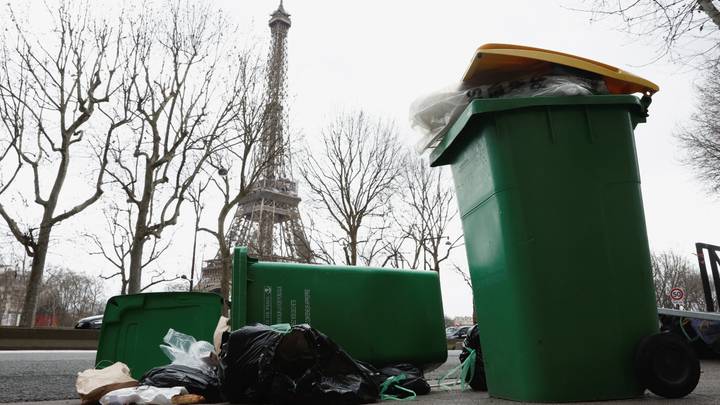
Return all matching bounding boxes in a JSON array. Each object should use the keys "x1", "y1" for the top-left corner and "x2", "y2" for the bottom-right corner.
[
  {"x1": 99, "y1": 385, "x2": 187, "y2": 405},
  {"x1": 160, "y1": 328, "x2": 217, "y2": 370},
  {"x1": 409, "y1": 73, "x2": 609, "y2": 152},
  {"x1": 139, "y1": 329, "x2": 222, "y2": 401}
]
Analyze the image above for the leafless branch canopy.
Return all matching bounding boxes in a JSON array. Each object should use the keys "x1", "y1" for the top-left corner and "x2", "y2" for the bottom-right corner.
[
  {"x1": 0, "y1": 1, "x2": 133, "y2": 325},
  {"x1": 577, "y1": 0, "x2": 720, "y2": 67},
  {"x1": 677, "y1": 67, "x2": 720, "y2": 192},
  {"x1": 300, "y1": 111, "x2": 404, "y2": 266},
  {"x1": 98, "y1": 2, "x2": 271, "y2": 293},
  {"x1": 652, "y1": 251, "x2": 707, "y2": 310}
]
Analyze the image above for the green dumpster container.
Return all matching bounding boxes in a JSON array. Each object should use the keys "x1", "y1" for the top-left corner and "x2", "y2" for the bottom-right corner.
[
  {"x1": 429, "y1": 95, "x2": 659, "y2": 402},
  {"x1": 96, "y1": 292, "x2": 223, "y2": 378},
  {"x1": 231, "y1": 247, "x2": 447, "y2": 369}
]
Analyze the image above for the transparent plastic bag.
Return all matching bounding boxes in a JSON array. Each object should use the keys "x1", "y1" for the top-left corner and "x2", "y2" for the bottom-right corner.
[
  {"x1": 160, "y1": 329, "x2": 216, "y2": 370},
  {"x1": 409, "y1": 73, "x2": 608, "y2": 152}
]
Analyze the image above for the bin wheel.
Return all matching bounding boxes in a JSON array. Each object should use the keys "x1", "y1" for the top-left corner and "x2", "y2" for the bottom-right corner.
[{"x1": 634, "y1": 332, "x2": 700, "y2": 399}]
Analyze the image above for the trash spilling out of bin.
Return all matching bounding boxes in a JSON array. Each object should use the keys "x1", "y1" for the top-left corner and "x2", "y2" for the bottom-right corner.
[
  {"x1": 139, "y1": 329, "x2": 222, "y2": 402},
  {"x1": 99, "y1": 385, "x2": 189, "y2": 405},
  {"x1": 458, "y1": 325, "x2": 487, "y2": 392},
  {"x1": 410, "y1": 42, "x2": 659, "y2": 152},
  {"x1": 410, "y1": 67, "x2": 610, "y2": 152},
  {"x1": 95, "y1": 292, "x2": 224, "y2": 379},
  {"x1": 219, "y1": 323, "x2": 380, "y2": 404},
  {"x1": 139, "y1": 365, "x2": 220, "y2": 404},
  {"x1": 371, "y1": 363, "x2": 431, "y2": 400},
  {"x1": 416, "y1": 43, "x2": 700, "y2": 402}
]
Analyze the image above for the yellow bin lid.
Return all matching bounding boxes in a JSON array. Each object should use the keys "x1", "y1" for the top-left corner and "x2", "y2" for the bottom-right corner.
[{"x1": 463, "y1": 43, "x2": 659, "y2": 95}]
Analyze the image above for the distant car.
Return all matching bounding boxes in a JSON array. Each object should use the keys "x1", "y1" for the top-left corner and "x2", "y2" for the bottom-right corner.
[
  {"x1": 446, "y1": 325, "x2": 472, "y2": 350},
  {"x1": 74, "y1": 314, "x2": 103, "y2": 329}
]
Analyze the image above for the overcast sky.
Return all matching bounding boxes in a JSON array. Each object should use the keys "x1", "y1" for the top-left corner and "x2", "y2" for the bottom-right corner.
[{"x1": 2, "y1": 0, "x2": 718, "y2": 318}]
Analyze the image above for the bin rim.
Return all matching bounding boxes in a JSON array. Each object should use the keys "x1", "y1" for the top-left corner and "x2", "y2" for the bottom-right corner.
[
  {"x1": 231, "y1": 246, "x2": 255, "y2": 330},
  {"x1": 429, "y1": 95, "x2": 645, "y2": 167},
  {"x1": 463, "y1": 43, "x2": 659, "y2": 96},
  {"x1": 101, "y1": 291, "x2": 224, "y2": 323}
]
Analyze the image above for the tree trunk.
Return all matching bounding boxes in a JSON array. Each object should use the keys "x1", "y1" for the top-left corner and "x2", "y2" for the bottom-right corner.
[
  {"x1": 698, "y1": 0, "x2": 720, "y2": 29},
  {"x1": 127, "y1": 234, "x2": 145, "y2": 294},
  {"x1": 220, "y1": 246, "x2": 231, "y2": 317},
  {"x1": 217, "y1": 211, "x2": 230, "y2": 316},
  {"x1": 18, "y1": 227, "x2": 51, "y2": 327},
  {"x1": 127, "y1": 165, "x2": 154, "y2": 294},
  {"x1": 349, "y1": 228, "x2": 358, "y2": 266},
  {"x1": 19, "y1": 150, "x2": 68, "y2": 326}
]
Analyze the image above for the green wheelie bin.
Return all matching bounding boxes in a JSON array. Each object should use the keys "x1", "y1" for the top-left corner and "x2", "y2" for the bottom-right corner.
[
  {"x1": 429, "y1": 95, "x2": 687, "y2": 401},
  {"x1": 231, "y1": 246, "x2": 447, "y2": 369}
]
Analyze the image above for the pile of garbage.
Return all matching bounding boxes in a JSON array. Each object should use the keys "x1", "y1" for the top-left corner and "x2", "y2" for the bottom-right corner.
[{"x1": 77, "y1": 322, "x2": 433, "y2": 404}]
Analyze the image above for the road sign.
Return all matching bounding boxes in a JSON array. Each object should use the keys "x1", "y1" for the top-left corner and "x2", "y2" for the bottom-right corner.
[{"x1": 670, "y1": 287, "x2": 685, "y2": 302}]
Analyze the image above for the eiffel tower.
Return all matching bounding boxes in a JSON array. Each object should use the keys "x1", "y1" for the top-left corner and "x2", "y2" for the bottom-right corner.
[{"x1": 197, "y1": 1, "x2": 312, "y2": 292}]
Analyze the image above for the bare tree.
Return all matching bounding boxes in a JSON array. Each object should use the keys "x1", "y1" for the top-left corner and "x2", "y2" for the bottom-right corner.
[
  {"x1": 187, "y1": 179, "x2": 209, "y2": 292},
  {"x1": 577, "y1": 0, "x2": 720, "y2": 67},
  {"x1": 396, "y1": 156, "x2": 462, "y2": 271},
  {"x1": 0, "y1": 3, "x2": 131, "y2": 326},
  {"x1": 652, "y1": 251, "x2": 706, "y2": 310},
  {"x1": 84, "y1": 202, "x2": 174, "y2": 295},
  {"x1": 36, "y1": 266, "x2": 105, "y2": 327},
  {"x1": 195, "y1": 51, "x2": 282, "y2": 311},
  {"x1": 300, "y1": 111, "x2": 404, "y2": 266},
  {"x1": 104, "y1": 3, "x2": 255, "y2": 293},
  {"x1": 677, "y1": 68, "x2": 720, "y2": 191}
]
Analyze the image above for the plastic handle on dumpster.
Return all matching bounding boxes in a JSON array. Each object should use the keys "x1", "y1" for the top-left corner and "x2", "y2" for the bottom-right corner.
[{"x1": 462, "y1": 43, "x2": 659, "y2": 96}]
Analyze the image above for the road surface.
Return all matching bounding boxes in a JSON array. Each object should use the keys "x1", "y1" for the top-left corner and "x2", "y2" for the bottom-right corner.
[
  {"x1": 0, "y1": 350, "x2": 461, "y2": 403},
  {"x1": 3, "y1": 350, "x2": 720, "y2": 404},
  {"x1": 0, "y1": 350, "x2": 95, "y2": 403}
]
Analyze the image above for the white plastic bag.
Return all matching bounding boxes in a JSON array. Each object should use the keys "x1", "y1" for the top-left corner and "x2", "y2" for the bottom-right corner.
[
  {"x1": 213, "y1": 316, "x2": 230, "y2": 353},
  {"x1": 99, "y1": 385, "x2": 187, "y2": 405},
  {"x1": 160, "y1": 328, "x2": 216, "y2": 370}
]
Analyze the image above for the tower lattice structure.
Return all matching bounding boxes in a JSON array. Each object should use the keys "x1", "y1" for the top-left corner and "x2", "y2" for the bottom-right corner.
[{"x1": 197, "y1": 2, "x2": 312, "y2": 292}]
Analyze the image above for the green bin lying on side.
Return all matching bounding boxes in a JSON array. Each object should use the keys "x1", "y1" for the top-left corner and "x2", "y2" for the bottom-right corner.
[
  {"x1": 430, "y1": 95, "x2": 659, "y2": 402},
  {"x1": 95, "y1": 292, "x2": 223, "y2": 379},
  {"x1": 231, "y1": 246, "x2": 447, "y2": 369}
]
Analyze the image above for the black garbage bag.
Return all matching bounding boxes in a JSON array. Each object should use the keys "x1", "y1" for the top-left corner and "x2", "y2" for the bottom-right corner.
[
  {"x1": 219, "y1": 323, "x2": 380, "y2": 405},
  {"x1": 370, "y1": 363, "x2": 430, "y2": 399},
  {"x1": 139, "y1": 363, "x2": 222, "y2": 402},
  {"x1": 459, "y1": 324, "x2": 488, "y2": 391}
]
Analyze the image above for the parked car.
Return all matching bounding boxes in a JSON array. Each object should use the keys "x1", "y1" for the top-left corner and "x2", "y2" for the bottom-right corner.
[
  {"x1": 74, "y1": 314, "x2": 103, "y2": 329},
  {"x1": 447, "y1": 325, "x2": 472, "y2": 350}
]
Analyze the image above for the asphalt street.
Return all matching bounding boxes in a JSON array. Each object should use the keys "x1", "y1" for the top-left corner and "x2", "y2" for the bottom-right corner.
[
  {"x1": 0, "y1": 350, "x2": 95, "y2": 402},
  {"x1": 0, "y1": 350, "x2": 462, "y2": 403},
  {"x1": 3, "y1": 350, "x2": 720, "y2": 404}
]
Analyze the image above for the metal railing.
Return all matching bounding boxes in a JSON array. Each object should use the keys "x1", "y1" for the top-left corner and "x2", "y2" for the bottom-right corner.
[{"x1": 695, "y1": 242, "x2": 720, "y2": 313}]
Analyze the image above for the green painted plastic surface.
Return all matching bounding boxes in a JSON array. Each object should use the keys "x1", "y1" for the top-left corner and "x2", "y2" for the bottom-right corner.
[
  {"x1": 430, "y1": 96, "x2": 659, "y2": 402},
  {"x1": 231, "y1": 247, "x2": 447, "y2": 368},
  {"x1": 95, "y1": 292, "x2": 223, "y2": 379}
]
